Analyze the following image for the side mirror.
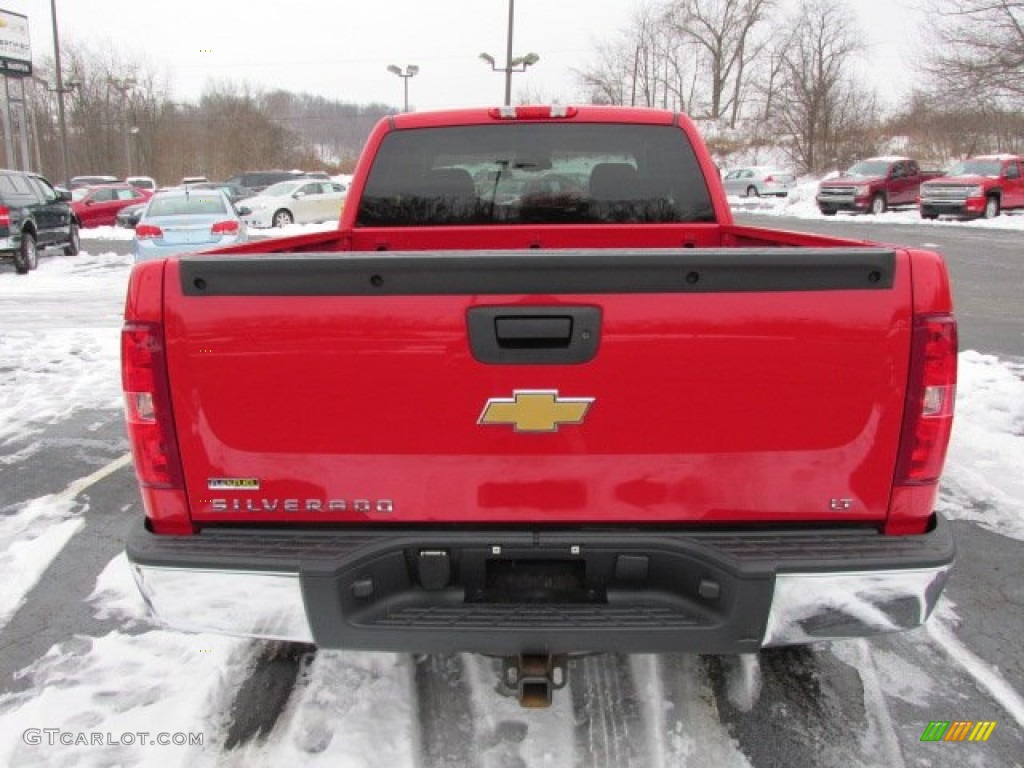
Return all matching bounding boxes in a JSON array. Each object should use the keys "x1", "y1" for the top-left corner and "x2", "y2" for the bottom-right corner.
[
  {"x1": 56, "y1": 189, "x2": 72, "y2": 202},
  {"x1": 236, "y1": 206, "x2": 252, "y2": 217},
  {"x1": 292, "y1": 191, "x2": 306, "y2": 199}
]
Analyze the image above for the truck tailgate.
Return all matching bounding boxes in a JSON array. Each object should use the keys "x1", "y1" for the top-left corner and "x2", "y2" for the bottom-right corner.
[{"x1": 163, "y1": 249, "x2": 910, "y2": 526}]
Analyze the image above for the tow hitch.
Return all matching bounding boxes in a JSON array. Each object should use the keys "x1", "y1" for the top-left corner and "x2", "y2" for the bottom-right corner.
[{"x1": 501, "y1": 654, "x2": 568, "y2": 708}]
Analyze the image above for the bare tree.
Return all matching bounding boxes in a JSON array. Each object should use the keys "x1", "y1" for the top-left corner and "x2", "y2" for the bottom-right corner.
[
  {"x1": 887, "y1": 89, "x2": 1024, "y2": 160},
  {"x1": 574, "y1": 1, "x2": 705, "y2": 111},
  {"x1": 32, "y1": 42, "x2": 171, "y2": 180},
  {"x1": 771, "y1": 0, "x2": 877, "y2": 172},
  {"x1": 666, "y1": 0, "x2": 774, "y2": 126},
  {"x1": 574, "y1": 3, "x2": 670, "y2": 107},
  {"x1": 574, "y1": 39, "x2": 633, "y2": 105},
  {"x1": 922, "y1": 0, "x2": 1024, "y2": 104}
]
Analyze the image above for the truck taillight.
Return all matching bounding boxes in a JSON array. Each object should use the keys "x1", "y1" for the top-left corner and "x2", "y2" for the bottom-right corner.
[
  {"x1": 211, "y1": 220, "x2": 239, "y2": 235},
  {"x1": 122, "y1": 322, "x2": 183, "y2": 489},
  {"x1": 0, "y1": 205, "x2": 10, "y2": 227},
  {"x1": 895, "y1": 314, "x2": 957, "y2": 485}
]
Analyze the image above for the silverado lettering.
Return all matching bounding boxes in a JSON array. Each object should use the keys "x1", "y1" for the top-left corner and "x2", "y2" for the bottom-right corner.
[
  {"x1": 122, "y1": 105, "x2": 957, "y2": 708},
  {"x1": 209, "y1": 499, "x2": 395, "y2": 513}
]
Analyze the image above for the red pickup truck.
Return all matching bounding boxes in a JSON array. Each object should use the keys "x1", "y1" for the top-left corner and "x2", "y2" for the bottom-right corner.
[
  {"x1": 919, "y1": 154, "x2": 1024, "y2": 220},
  {"x1": 123, "y1": 106, "x2": 956, "y2": 707},
  {"x1": 817, "y1": 156, "x2": 942, "y2": 215}
]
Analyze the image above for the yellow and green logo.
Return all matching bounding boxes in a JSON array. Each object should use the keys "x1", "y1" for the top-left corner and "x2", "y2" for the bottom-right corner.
[{"x1": 920, "y1": 721, "x2": 997, "y2": 742}]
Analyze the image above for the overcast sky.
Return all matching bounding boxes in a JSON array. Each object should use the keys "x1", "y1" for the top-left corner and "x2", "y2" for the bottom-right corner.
[{"x1": 10, "y1": 0, "x2": 924, "y2": 111}]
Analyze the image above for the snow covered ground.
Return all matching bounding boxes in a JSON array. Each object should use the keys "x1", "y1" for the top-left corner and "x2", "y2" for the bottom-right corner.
[{"x1": 0, "y1": 232, "x2": 1022, "y2": 766}]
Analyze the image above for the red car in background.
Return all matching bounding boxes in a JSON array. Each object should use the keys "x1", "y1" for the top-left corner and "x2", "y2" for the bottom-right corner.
[{"x1": 70, "y1": 183, "x2": 152, "y2": 227}]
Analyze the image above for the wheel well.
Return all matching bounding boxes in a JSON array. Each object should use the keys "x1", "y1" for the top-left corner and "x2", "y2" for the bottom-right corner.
[
  {"x1": 987, "y1": 189, "x2": 1001, "y2": 201},
  {"x1": 21, "y1": 222, "x2": 37, "y2": 238}
]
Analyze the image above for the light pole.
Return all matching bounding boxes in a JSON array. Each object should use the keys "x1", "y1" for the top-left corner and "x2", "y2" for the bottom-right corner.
[
  {"x1": 108, "y1": 76, "x2": 137, "y2": 176},
  {"x1": 386, "y1": 64, "x2": 419, "y2": 112},
  {"x1": 479, "y1": 0, "x2": 539, "y2": 105},
  {"x1": 50, "y1": 0, "x2": 72, "y2": 185}
]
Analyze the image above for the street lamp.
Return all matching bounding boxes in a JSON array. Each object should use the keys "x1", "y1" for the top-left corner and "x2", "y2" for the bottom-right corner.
[
  {"x1": 386, "y1": 64, "x2": 419, "y2": 112},
  {"x1": 479, "y1": 0, "x2": 539, "y2": 105},
  {"x1": 108, "y1": 76, "x2": 137, "y2": 176}
]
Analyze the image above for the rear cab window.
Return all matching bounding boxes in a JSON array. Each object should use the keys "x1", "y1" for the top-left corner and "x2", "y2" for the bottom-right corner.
[{"x1": 356, "y1": 123, "x2": 715, "y2": 226}]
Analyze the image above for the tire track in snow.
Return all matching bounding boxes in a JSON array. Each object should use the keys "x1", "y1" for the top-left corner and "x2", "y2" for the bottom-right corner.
[
  {"x1": 222, "y1": 641, "x2": 315, "y2": 750},
  {"x1": 570, "y1": 653, "x2": 647, "y2": 768},
  {"x1": 638, "y1": 654, "x2": 753, "y2": 768},
  {"x1": 415, "y1": 654, "x2": 479, "y2": 768},
  {"x1": 222, "y1": 650, "x2": 419, "y2": 766},
  {"x1": 709, "y1": 647, "x2": 871, "y2": 767},
  {"x1": 844, "y1": 641, "x2": 906, "y2": 768}
]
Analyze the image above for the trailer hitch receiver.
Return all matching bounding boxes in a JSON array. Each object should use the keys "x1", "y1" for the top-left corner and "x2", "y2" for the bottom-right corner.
[{"x1": 502, "y1": 654, "x2": 568, "y2": 708}]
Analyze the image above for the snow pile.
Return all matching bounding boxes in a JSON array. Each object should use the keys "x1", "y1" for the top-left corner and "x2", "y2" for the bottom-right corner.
[
  {"x1": 938, "y1": 351, "x2": 1024, "y2": 540},
  {"x1": 0, "y1": 251, "x2": 128, "y2": 446},
  {"x1": 79, "y1": 226, "x2": 136, "y2": 241},
  {"x1": 80, "y1": 220, "x2": 341, "y2": 246},
  {"x1": 0, "y1": 629, "x2": 254, "y2": 768},
  {"x1": 0, "y1": 555, "x2": 250, "y2": 767},
  {"x1": 88, "y1": 552, "x2": 149, "y2": 624}
]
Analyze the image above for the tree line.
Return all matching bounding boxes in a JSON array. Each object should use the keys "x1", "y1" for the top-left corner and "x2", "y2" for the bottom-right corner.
[
  {"x1": 18, "y1": 42, "x2": 392, "y2": 185},
  {"x1": 9, "y1": 0, "x2": 1023, "y2": 183},
  {"x1": 573, "y1": 0, "x2": 1023, "y2": 172}
]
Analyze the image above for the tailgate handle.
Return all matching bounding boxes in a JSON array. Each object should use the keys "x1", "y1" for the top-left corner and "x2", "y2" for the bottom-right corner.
[
  {"x1": 495, "y1": 316, "x2": 572, "y2": 348},
  {"x1": 468, "y1": 306, "x2": 601, "y2": 365}
]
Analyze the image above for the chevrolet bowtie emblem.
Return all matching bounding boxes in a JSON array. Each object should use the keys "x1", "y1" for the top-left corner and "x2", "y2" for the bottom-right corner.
[{"x1": 478, "y1": 390, "x2": 594, "y2": 432}]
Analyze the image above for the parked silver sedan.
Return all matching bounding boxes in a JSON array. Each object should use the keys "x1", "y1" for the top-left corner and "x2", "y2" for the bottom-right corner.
[
  {"x1": 132, "y1": 188, "x2": 248, "y2": 262},
  {"x1": 722, "y1": 167, "x2": 796, "y2": 197}
]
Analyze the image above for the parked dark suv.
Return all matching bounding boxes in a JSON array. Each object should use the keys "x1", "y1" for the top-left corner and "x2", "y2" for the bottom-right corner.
[{"x1": 0, "y1": 169, "x2": 80, "y2": 274}]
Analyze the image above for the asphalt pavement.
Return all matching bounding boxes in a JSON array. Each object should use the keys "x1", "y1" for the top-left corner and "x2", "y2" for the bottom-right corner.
[{"x1": 733, "y1": 212, "x2": 1024, "y2": 361}]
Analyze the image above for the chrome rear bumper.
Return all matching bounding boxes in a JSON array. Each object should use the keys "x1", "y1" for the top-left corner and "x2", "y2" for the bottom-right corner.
[{"x1": 128, "y1": 516, "x2": 954, "y2": 653}]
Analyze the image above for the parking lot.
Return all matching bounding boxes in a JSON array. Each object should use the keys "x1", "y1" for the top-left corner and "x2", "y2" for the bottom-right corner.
[{"x1": 0, "y1": 216, "x2": 1021, "y2": 766}]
